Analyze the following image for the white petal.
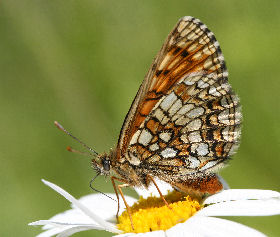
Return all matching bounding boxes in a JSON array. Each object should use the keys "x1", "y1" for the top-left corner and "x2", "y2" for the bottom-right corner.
[
  {"x1": 40, "y1": 209, "x2": 95, "y2": 230},
  {"x1": 134, "y1": 178, "x2": 173, "y2": 198},
  {"x1": 204, "y1": 189, "x2": 280, "y2": 205},
  {"x1": 36, "y1": 193, "x2": 135, "y2": 231},
  {"x1": 56, "y1": 226, "x2": 99, "y2": 237},
  {"x1": 116, "y1": 230, "x2": 165, "y2": 237},
  {"x1": 75, "y1": 193, "x2": 137, "y2": 221},
  {"x1": 198, "y1": 198, "x2": 280, "y2": 216},
  {"x1": 134, "y1": 230, "x2": 166, "y2": 237},
  {"x1": 41, "y1": 179, "x2": 121, "y2": 233},
  {"x1": 167, "y1": 216, "x2": 266, "y2": 237},
  {"x1": 116, "y1": 230, "x2": 166, "y2": 237},
  {"x1": 116, "y1": 233, "x2": 136, "y2": 237},
  {"x1": 31, "y1": 221, "x2": 108, "y2": 237},
  {"x1": 29, "y1": 220, "x2": 102, "y2": 230},
  {"x1": 166, "y1": 221, "x2": 204, "y2": 237},
  {"x1": 29, "y1": 220, "x2": 75, "y2": 228},
  {"x1": 35, "y1": 227, "x2": 69, "y2": 237},
  {"x1": 116, "y1": 234, "x2": 136, "y2": 237}
]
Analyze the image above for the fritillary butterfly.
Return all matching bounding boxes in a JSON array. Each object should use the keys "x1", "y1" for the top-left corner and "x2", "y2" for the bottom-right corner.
[{"x1": 57, "y1": 16, "x2": 242, "y2": 228}]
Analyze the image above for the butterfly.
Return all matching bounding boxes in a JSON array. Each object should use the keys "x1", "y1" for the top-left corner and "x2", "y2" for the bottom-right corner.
[{"x1": 56, "y1": 16, "x2": 242, "y2": 229}]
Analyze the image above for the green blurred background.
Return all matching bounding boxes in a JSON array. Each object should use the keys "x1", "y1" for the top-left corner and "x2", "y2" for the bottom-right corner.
[{"x1": 0, "y1": 0, "x2": 279, "y2": 236}]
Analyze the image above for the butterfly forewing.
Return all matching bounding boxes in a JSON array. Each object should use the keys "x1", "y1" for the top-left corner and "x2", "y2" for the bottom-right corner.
[{"x1": 117, "y1": 16, "x2": 241, "y2": 192}]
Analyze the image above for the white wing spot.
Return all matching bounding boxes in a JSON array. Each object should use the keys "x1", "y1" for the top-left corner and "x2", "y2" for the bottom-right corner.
[
  {"x1": 209, "y1": 86, "x2": 221, "y2": 96},
  {"x1": 222, "y1": 126, "x2": 230, "y2": 141},
  {"x1": 127, "y1": 152, "x2": 141, "y2": 165},
  {"x1": 199, "y1": 35, "x2": 209, "y2": 44},
  {"x1": 196, "y1": 143, "x2": 209, "y2": 156},
  {"x1": 161, "y1": 116, "x2": 170, "y2": 125},
  {"x1": 202, "y1": 46, "x2": 213, "y2": 55},
  {"x1": 168, "y1": 57, "x2": 181, "y2": 70},
  {"x1": 149, "y1": 143, "x2": 159, "y2": 151},
  {"x1": 218, "y1": 109, "x2": 231, "y2": 125},
  {"x1": 188, "y1": 156, "x2": 200, "y2": 168},
  {"x1": 188, "y1": 42, "x2": 199, "y2": 52},
  {"x1": 130, "y1": 130, "x2": 141, "y2": 145},
  {"x1": 187, "y1": 107, "x2": 204, "y2": 118},
  {"x1": 158, "y1": 54, "x2": 172, "y2": 71},
  {"x1": 181, "y1": 27, "x2": 191, "y2": 37},
  {"x1": 159, "y1": 132, "x2": 172, "y2": 142},
  {"x1": 180, "y1": 134, "x2": 189, "y2": 143},
  {"x1": 175, "y1": 116, "x2": 190, "y2": 126},
  {"x1": 184, "y1": 79, "x2": 195, "y2": 85},
  {"x1": 177, "y1": 40, "x2": 187, "y2": 48},
  {"x1": 177, "y1": 20, "x2": 188, "y2": 32},
  {"x1": 154, "y1": 108, "x2": 164, "y2": 121},
  {"x1": 138, "y1": 129, "x2": 153, "y2": 146},
  {"x1": 223, "y1": 71, "x2": 229, "y2": 77},
  {"x1": 161, "y1": 92, "x2": 177, "y2": 111},
  {"x1": 169, "y1": 36, "x2": 175, "y2": 45},
  {"x1": 177, "y1": 104, "x2": 195, "y2": 115},
  {"x1": 213, "y1": 41, "x2": 220, "y2": 48},
  {"x1": 197, "y1": 79, "x2": 209, "y2": 89},
  {"x1": 192, "y1": 50, "x2": 203, "y2": 60},
  {"x1": 161, "y1": 148, "x2": 177, "y2": 158},
  {"x1": 186, "y1": 32, "x2": 197, "y2": 41},
  {"x1": 169, "y1": 99, "x2": 182, "y2": 116},
  {"x1": 188, "y1": 131, "x2": 202, "y2": 142},
  {"x1": 203, "y1": 57, "x2": 213, "y2": 68},
  {"x1": 182, "y1": 16, "x2": 193, "y2": 21},
  {"x1": 186, "y1": 118, "x2": 202, "y2": 131}
]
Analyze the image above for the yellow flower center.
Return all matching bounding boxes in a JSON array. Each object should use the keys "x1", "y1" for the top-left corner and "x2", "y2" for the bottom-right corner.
[{"x1": 117, "y1": 191, "x2": 201, "y2": 233}]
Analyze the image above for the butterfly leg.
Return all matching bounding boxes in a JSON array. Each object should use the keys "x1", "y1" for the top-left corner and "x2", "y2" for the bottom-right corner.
[
  {"x1": 111, "y1": 176, "x2": 134, "y2": 230},
  {"x1": 146, "y1": 174, "x2": 171, "y2": 209}
]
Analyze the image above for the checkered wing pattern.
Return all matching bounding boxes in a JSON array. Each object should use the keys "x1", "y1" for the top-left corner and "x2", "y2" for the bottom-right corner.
[{"x1": 118, "y1": 17, "x2": 241, "y2": 180}]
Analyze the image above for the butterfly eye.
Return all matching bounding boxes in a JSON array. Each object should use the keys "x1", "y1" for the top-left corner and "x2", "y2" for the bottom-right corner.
[{"x1": 102, "y1": 159, "x2": 110, "y2": 171}]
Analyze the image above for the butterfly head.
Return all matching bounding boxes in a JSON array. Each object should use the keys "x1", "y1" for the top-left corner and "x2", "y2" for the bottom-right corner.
[{"x1": 91, "y1": 153, "x2": 112, "y2": 176}]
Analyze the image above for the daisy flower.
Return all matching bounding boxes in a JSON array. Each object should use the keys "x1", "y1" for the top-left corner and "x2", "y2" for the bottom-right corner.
[{"x1": 29, "y1": 179, "x2": 280, "y2": 237}]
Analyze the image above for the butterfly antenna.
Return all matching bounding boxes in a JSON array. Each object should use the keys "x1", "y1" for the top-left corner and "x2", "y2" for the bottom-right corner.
[
  {"x1": 66, "y1": 146, "x2": 97, "y2": 158},
  {"x1": 54, "y1": 121, "x2": 99, "y2": 157},
  {"x1": 90, "y1": 173, "x2": 116, "y2": 202}
]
